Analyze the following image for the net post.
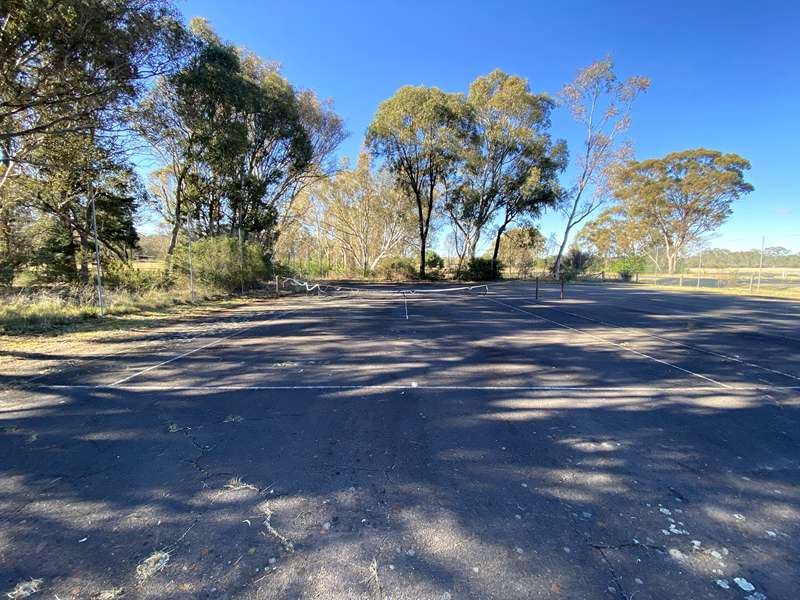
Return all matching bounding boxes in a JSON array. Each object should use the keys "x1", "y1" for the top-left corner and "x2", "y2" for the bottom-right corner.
[
  {"x1": 535, "y1": 277, "x2": 539, "y2": 300},
  {"x1": 560, "y1": 277, "x2": 565, "y2": 300},
  {"x1": 275, "y1": 275, "x2": 279, "y2": 297}
]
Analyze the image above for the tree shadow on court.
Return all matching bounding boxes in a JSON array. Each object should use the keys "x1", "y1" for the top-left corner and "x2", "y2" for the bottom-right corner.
[
  {"x1": 1, "y1": 288, "x2": 799, "y2": 598},
  {"x1": 1, "y1": 380, "x2": 798, "y2": 599}
]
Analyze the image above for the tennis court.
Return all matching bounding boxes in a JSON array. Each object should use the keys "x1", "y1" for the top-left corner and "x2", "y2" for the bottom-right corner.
[{"x1": 2, "y1": 280, "x2": 798, "y2": 599}]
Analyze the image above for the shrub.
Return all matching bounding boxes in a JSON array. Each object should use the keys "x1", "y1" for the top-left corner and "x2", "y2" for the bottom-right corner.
[
  {"x1": 425, "y1": 250, "x2": 444, "y2": 270},
  {"x1": 466, "y1": 257, "x2": 501, "y2": 281},
  {"x1": 173, "y1": 236, "x2": 266, "y2": 292},
  {"x1": 611, "y1": 255, "x2": 646, "y2": 281},
  {"x1": 376, "y1": 257, "x2": 417, "y2": 281}
]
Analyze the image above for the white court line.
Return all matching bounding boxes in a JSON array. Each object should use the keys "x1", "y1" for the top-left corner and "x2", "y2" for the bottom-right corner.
[
  {"x1": 108, "y1": 309, "x2": 294, "y2": 386},
  {"x1": 539, "y1": 304, "x2": 800, "y2": 383},
  {"x1": 485, "y1": 297, "x2": 732, "y2": 389},
  {"x1": 39, "y1": 383, "x2": 800, "y2": 392}
]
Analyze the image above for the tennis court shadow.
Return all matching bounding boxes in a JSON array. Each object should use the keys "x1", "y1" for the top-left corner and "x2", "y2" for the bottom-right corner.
[{"x1": 1, "y1": 383, "x2": 797, "y2": 599}]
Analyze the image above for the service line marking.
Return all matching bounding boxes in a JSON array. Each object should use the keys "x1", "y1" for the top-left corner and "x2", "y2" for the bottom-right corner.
[
  {"x1": 108, "y1": 309, "x2": 294, "y2": 386},
  {"x1": 485, "y1": 297, "x2": 732, "y2": 389},
  {"x1": 537, "y1": 303, "x2": 800, "y2": 383},
  {"x1": 38, "y1": 383, "x2": 800, "y2": 392}
]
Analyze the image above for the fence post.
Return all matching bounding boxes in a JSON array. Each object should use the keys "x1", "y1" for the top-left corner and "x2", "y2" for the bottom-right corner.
[
  {"x1": 275, "y1": 274, "x2": 279, "y2": 297},
  {"x1": 749, "y1": 273, "x2": 754, "y2": 294},
  {"x1": 560, "y1": 277, "x2": 565, "y2": 300},
  {"x1": 679, "y1": 274, "x2": 683, "y2": 287},
  {"x1": 535, "y1": 276, "x2": 539, "y2": 300}
]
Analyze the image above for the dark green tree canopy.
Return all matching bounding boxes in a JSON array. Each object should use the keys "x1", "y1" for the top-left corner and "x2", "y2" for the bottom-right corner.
[{"x1": 610, "y1": 148, "x2": 754, "y2": 272}]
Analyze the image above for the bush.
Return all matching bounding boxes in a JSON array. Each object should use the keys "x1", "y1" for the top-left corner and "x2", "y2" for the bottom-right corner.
[
  {"x1": 611, "y1": 255, "x2": 646, "y2": 281},
  {"x1": 466, "y1": 257, "x2": 501, "y2": 281},
  {"x1": 173, "y1": 236, "x2": 266, "y2": 292},
  {"x1": 103, "y1": 259, "x2": 176, "y2": 292},
  {"x1": 425, "y1": 250, "x2": 444, "y2": 270},
  {"x1": 376, "y1": 257, "x2": 417, "y2": 281}
]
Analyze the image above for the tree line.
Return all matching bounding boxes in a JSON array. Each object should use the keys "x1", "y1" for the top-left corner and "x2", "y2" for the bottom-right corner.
[{"x1": 0, "y1": 0, "x2": 756, "y2": 294}]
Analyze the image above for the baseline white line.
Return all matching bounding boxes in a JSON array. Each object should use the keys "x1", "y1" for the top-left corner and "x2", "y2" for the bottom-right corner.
[
  {"x1": 535, "y1": 303, "x2": 800, "y2": 383},
  {"x1": 109, "y1": 309, "x2": 294, "y2": 386},
  {"x1": 485, "y1": 297, "x2": 732, "y2": 389},
  {"x1": 40, "y1": 384, "x2": 800, "y2": 392}
]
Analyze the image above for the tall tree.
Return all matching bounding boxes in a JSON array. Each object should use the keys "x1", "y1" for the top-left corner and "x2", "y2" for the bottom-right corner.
[
  {"x1": 552, "y1": 56, "x2": 649, "y2": 276},
  {"x1": 366, "y1": 86, "x2": 469, "y2": 278},
  {"x1": 24, "y1": 133, "x2": 142, "y2": 282},
  {"x1": 317, "y1": 154, "x2": 415, "y2": 275},
  {"x1": 496, "y1": 226, "x2": 546, "y2": 276},
  {"x1": 0, "y1": 0, "x2": 186, "y2": 189},
  {"x1": 610, "y1": 148, "x2": 753, "y2": 273},
  {"x1": 446, "y1": 69, "x2": 564, "y2": 267}
]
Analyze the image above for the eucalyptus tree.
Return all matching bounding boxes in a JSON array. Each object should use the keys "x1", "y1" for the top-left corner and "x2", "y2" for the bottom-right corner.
[
  {"x1": 446, "y1": 69, "x2": 564, "y2": 268},
  {"x1": 367, "y1": 86, "x2": 470, "y2": 278},
  {"x1": 24, "y1": 133, "x2": 142, "y2": 282},
  {"x1": 610, "y1": 148, "x2": 753, "y2": 273},
  {"x1": 134, "y1": 21, "x2": 340, "y2": 260},
  {"x1": 553, "y1": 57, "x2": 649, "y2": 276},
  {"x1": 0, "y1": 0, "x2": 186, "y2": 191},
  {"x1": 317, "y1": 154, "x2": 416, "y2": 275}
]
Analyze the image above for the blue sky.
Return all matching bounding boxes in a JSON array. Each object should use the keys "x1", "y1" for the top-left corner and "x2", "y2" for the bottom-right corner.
[{"x1": 177, "y1": 0, "x2": 800, "y2": 252}]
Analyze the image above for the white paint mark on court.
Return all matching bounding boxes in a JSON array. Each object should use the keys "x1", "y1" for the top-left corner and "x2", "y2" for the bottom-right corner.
[
  {"x1": 40, "y1": 383, "x2": 800, "y2": 393},
  {"x1": 539, "y1": 304, "x2": 800, "y2": 383},
  {"x1": 484, "y1": 297, "x2": 732, "y2": 389},
  {"x1": 108, "y1": 310, "x2": 294, "y2": 386}
]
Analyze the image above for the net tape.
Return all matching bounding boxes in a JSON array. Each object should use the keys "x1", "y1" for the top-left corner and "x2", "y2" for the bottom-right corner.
[{"x1": 279, "y1": 277, "x2": 489, "y2": 297}]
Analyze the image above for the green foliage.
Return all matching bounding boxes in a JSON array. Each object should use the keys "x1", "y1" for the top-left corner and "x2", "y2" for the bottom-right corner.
[
  {"x1": 173, "y1": 235, "x2": 266, "y2": 292},
  {"x1": 465, "y1": 257, "x2": 501, "y2": 281},
  {"x1": 610, "y1": 255, "x2": 646, "y2": 281},
  {"x1": 561, "y1": 247, "x2": 594, "y2": 274},
  {"x1": 448, "y1": 69, "x2": 566, "y2": 262},
  {"x1": 425, "y1": 250, "x2": 444, "y2": 270},
  {"x1": 367, "y1": 85, "x2": 470, "y2": 278},
  {"x1": 376, "y1": 257, "x2": 418, "y2": 281},
  {"x1": 611, "y1": 148, "x2": 753, "y2": 273}
]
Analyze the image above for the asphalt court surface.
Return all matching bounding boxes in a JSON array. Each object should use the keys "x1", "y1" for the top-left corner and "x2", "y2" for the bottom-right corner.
[{"x1": 1, "y1": 281, "x2": 798, "y2": 599}]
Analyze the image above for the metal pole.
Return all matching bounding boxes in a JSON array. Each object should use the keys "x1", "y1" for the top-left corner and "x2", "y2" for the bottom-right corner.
[
  {"x1": 560, "y1": 277, "x2": 565, "y2": 300},
  {"x1": 757, "y1": 234, "x2": 764, "y2": 292},
  {"x1": 187, "y1": 213, "x2": 195, "y2": 303},
  {"x1": 696, "y1": 250, "x2": 702, "y2": 288},
  {"x1": 275, "y1": 274, "x2": 279, "y2": 297},
  {"x1": 90, "y1": 178, "x2": 105, "y2": 318},
  {"x1": 535, "y1": 276, "x2": 539, "y2": 300},
  {"x1": 238, "y1": 226, "x2": 245, "y2": 295}
]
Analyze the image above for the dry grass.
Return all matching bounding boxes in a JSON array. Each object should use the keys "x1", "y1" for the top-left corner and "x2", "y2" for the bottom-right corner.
[
  {"x1": 0, "y1": 283, "x2": 237, "y2": 335},
  {"x1": 6, "y1": 579, "x2": 43, "y2": 599},
  {"x1": 136, "y1": 550, "x2": 170, "y2": 581}
]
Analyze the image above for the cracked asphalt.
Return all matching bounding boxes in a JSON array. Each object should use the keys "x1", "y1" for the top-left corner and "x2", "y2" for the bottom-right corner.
[{"x1": 1, "y1": 281, "x2": 798, "y2": 599}]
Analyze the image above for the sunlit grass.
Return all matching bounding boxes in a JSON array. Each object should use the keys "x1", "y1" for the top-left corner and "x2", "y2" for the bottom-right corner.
[{"x1": 0, "y1": 285, "x2": 224, "y2": 334}]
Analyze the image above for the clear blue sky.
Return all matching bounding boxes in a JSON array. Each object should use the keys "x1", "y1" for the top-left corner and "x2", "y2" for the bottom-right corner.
[{"x1": 178, "y1": 0, "x2": 800, "y2": 252}]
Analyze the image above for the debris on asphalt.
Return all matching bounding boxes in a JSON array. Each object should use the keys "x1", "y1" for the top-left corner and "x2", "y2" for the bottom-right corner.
[
  {"x1": 715, "y1": 579, "x2": 730, "y2": 589},
  {"x1": 733, "y1": 577, "x2": 756, "y2": 592},
  {"x1": 92, "y1": 589, "x2": 124, "y2": 599},
  {"x1": 6, "y1": 579, "x2": 43, "y2": 599},
  {"x1": 136, "y1": 550, "x2": 170, "y2": 580}
]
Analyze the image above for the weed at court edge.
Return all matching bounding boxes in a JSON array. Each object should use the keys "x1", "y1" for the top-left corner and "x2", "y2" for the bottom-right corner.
[
  {"x1": 6, "y1": 579, "x2": 43, "y2": 599},
  {"x1": 225, "y1": 476, "x2": 258, "y2": 491},
  {"x1": 136, "y1": 550, "x2": 170, "y2": 581}
]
